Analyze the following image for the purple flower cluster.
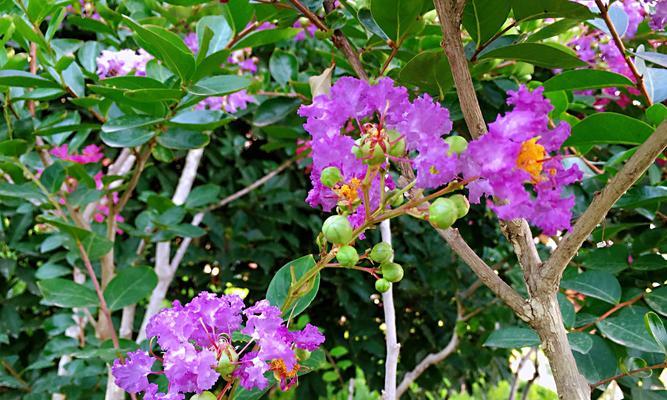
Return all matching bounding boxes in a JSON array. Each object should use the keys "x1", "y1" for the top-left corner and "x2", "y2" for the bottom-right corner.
[
  {"x1": 650, "y1": 0, "x2": 667, "y2": 30},
  {"x1": 96, "y1": 49, "x2": 152, "y2": 79},
  {"x1": 461, "y1": 85, "x2": 582, "y2": 235},
  {"x1": 111, "y1": 293, "x2": 324, "y2": 398},
  {"x1": 298, "y1": 77, "x2": 457, "y2": 227}
]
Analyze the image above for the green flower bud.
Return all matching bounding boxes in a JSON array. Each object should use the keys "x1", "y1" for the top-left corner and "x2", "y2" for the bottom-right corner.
[
  {"x1": 191, "y1": 391, "x2": 216, "y2": 400},
  {"x1": 444, "y1": 136, "x2": 468, "y2": 156},
  {"x1": 375, "y1": 278, "x2": 391, "y2": 293},
  {"x1": 361, "y1": 142, "x2": 386, "y2": 165},
  {"x1": 322, "y1": 215, "x2": 353, "y2": 244},
  {"x1": 387, "y1": 130, "x2": 406, "y2": 157},
  {"x1": 351, "y1": 138, "x2": 364, "y2": 158},
  {"x1": 449, "y1": 194, "x2": 470, "y2": 219},
  {"x1": 370, "y1": 242, "x2": 393, "y2": 263},
  {"x1": 381, "y1": 262, "x2": 404, "y2": 283},
  {"x1": 428, "y1": 198, "x2": 458, "y2": 229},
  {"x1": 215, "y1": 346, "x2": 238, "y2": 377},
  {"x1": 296, "y1": 348, "x2": 311, "y2": 361},
  {"x1": 320, "y1": 166, "x2": 343, "y2": 188},
  {"x1": 391, "y1": 192, "x2": 404, "y2": 207},
  {"x1": 336, "y1": 245, "x2": 359, "y2": 267}
]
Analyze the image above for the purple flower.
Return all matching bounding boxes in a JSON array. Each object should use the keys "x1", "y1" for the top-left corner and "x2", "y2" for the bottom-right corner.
[
  {"x1": 195, "y1": 90, "x2": 257, "y2": 114},
  {"x1": 622, "y1": 0, "x2": 646, "y2": 38},
  {"x1": 293, "y1": 324, "x2": 325, "y2": 351},
  {"x1": 184, "y1": 32, "x2": 198, "y2": 53},
  {"x1": 51, "y1": 144, "x2": 104, "y2": 164},
  {"x1": 460, "y1": 85, "x2": 582, "y2": 234},
  {"x1": 163, "y1": 343, "x2": 219, "y2": 394},
  {"x1": 234, "y1": 352, "x2": 270, "y2": 390},
  {"x1": 228, "y1": 49, "x2": 258, "y2": 73},
  {"x1": 96, "y1": 49, "x2": 152, "y2": 79},
  {"x1": 111, "y1": 350, "x2": 155, "y2": 393},
  {"x1": 293, "y1": 19, "x2": 318, "y2": 41},
  {"x1": 145, "y1": 300, "x2": 198, "y2": 351},
  {"x1": 650, "y1": 0, "x2": 667, "y2": 30}
]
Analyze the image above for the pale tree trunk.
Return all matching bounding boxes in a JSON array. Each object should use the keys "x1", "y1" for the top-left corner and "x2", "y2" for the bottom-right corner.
[{"x1": 380, "y1": 220, "x2": 400, "y2": 399}]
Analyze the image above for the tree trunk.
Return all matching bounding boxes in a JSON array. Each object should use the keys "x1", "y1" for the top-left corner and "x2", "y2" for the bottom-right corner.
[{"x1": 529, "y1": 294, "x2": 590, "y2": 400}]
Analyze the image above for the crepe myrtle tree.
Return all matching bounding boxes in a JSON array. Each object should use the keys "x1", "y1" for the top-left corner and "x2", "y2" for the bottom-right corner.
[{"x1": 1, "y1": 0, "x2": 667, "y2": 399}]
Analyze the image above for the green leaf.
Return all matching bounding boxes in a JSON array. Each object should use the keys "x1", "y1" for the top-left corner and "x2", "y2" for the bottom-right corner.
[
  {"x1": 0, "y1": 70, "x2": 61, "y2": 88},
  {"x1": 39, "y1": 216, "x2": 113, "y2": 260},
  {"x1": 185, "y1": 184, "x2": 220, "y2": 209},
  {"x1": 104, "y1": 267, "x2": 158, "y2": 311},
  {"x1": 565, "y1": 113, "x2": 654, "y2": 147},
  {"x1": 35, "y1": 263, "x2": 70, "y2": 280},
  {"x1": 187, "y1": 75, "x2": 251, "y2": 96},
  {"x1": 527, "y1": 18, "x2": 580, "y2": 42},
  {"x1": 561, "y1": 271, "x2": 621, "y2": 304},
  {"x1": 646, "y1": 287, "x2": 667, "y2": 317},
  {"x1": 253, "y1": 98, "x2": 300, "y2": 127},
  {"x1": 614, "y1": 186, "x2": 667, "y2": 209},
  {"x1": 102, "y1": 115, "x2": 163, "y2": 133},
  {"x1": 169, "y1": 224, "x2": 206, "y2": 238},
  {"x1": 269, "y1": 50, "x2": 298, "y2": 86},
  {"x1": 192, "y1": 50, "x2": 231, "y2": 83},
  {"x1": 40, "y1": 162, "x2": 65, "y2": 193},
  {"x1": 168, "y1": 110, "x2": 234, "y2": 130},
  {"x1": 222, "y1": 0, "x2": 254, "y2": 34},
  {"x1": 67, "y1": 16, "x2": 115, "y2": 36},
  {"x1": 573, "y1": 335, "x2": 618, "y2": 384},
  {"x1": 370, "y1": 0, "x2": 423, "y2": 42},
  {"x1": 597, "y1": 307, "x2": 663, "y2": 353},
  {"x1": 543, "y1": 70, "x2": 634, "y2": 92},
  {"x1": 157, "y1": 129, "x2": 210, "y2": 150},
  {"x1": 196, "y1": 16, "x2": 233, "y2": 55},
  {"x1": 630, "y1": 254, "x2": 667, "y2": 271},
  {"x1": 122, "y1": 16, "x2": 195, "y2": 82},
  {"x1": 559, "y1": 292, "x2": 575, "y2": 328},
  {"x1": 358, "y1": 8, "x2": 388, "y2": 39},
  {"x1": 644, "y1": 311, "x2": 667, "y2": 354},
  {"x1": 483, "y1": 327, "x2": 540, "y2": 348},
  {"x1": 100, "y1": 129, "x2": 156, "y2": 148},
  {"x1": 511, "y1": 0, "x2": 594, "y2": 21},
  {"x1": 568, "y1": 332, "x2": 593, "y2": 354},
  {"x1": 478, "y1": 43, "x2": 586, "y2": 69},
  {"x1": 0, "y1": 139, "x2": 30, "y2": 156},
  {"x1": 463, "y1": 0, "x2": 511, "y2": 46},
  {"x1": 579, "y1": 245, "x2": 629, "y2": 274},
  {"x1": 231, "y1": 28, "x2": 300, "y2": 50},
  {"x1": 38, "y1": 279, "x2": 98, "y2": 308},
  {"x1": 399, "y1": 50, "x2": 453, "y2": 97},
  {"x1": 124, "y1": 88, "x2": 184, "y2": 103},
  {"x1": 646, "y1": 103, "x2": 667, "y2": 126},
  {"x1": 266, "y1": 255, "x2": 320, "y2": 318}
]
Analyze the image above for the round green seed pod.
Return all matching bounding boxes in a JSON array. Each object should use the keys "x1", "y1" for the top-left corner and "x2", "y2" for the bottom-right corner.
[
  {"x1": 336, "y1": 245, "x2": 359, "y2": 267},
  {"x1": 322, "y1": 215, "x2": 353, "y2": 244},
  {"x1": 215, "y1": 346, "x2": 238, "y2": 376},
  {"x1": 370, "y1": 242, "x2": 393, "y2": 263},
  {"x1": 320, "y1": 166, "x2": 343, "y2": 188},
  {"x1": 428, "y1": 198, "x2": 458, "y2": 229},
  {"x1": 381, "y1": 262, "x2": 404, "y2": 283},
  {"x1": 390, "y1": 192, "x2": 404, "y2": 207},
  {"x1": 387, "y1": 130, "x2": 406, "y2": 157},
  {"x1": 191, "y1": 392, "x2": 217, "y2": 400},
  {"x1": 449, "y1": 194, "x2": 470, "y2": 219},
  {"x1": 444, "y1": 136, "x2": 468, "y2": 156},
  {"x1": 361, "y1": 142, "x2": 386, "y2": 165},
  {"x1": 351, "y1": 138, "x2": 364, "y2": 158},
  {"x1": 375, "y1": 278, "x2": 391, "y2": 293}
]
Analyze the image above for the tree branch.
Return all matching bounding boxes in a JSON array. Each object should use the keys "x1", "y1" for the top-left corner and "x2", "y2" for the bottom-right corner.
[
  {"x1": 380, "y1": 220, "x2": 400, "y2": 400},
  {"x1": 541, "y1": 121, "x2": 667, "y2": 287}
]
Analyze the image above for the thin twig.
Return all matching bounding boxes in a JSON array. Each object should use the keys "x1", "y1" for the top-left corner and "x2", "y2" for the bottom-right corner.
[
  {"x1": 470, "y1": 21, "x2": 516, "y2": 61},
  {"x1": 593, "y1": 0, "x2": 652, "y2": 105},
  {"x1": 574, "y1": 293, "x2": 644, "y2": 332},
  {"x1": 590, "y1": 361, "x2": 667, "y2": 388}
]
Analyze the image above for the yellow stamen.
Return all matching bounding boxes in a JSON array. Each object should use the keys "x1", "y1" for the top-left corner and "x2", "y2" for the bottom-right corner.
[
  {"x1": 270, "y1": 359, "x2": 299, "y2": 379},
  {"x1": 516, "y1": 138, "x2": 546, "y2": 182},
  {"x1": 336, "y1": 178, "x2": 361, "y2": 203}
]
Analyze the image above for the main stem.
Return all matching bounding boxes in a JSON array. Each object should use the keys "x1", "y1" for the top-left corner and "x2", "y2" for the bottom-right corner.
[{"x1": 380, "y1": 220, "x2": 399, "y2": 400}]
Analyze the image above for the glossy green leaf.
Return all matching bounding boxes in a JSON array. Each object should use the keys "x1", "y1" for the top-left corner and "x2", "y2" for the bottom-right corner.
[
  {"x1": 399, "y1": 50, "x2": 453, "y2": 97},
  {"x1": 644, "y1": 311, "x2": 667, "y2": 354},
  {"x1": 231, "y1": 28, "x2": 300, "y2": 50},
  {"x1": 168, "y1": 110, "x2": 234, "y2": 130},
  {"x1": 104, "y1": 267, "x2": 158, "y2": 311},
  {"x1": 38, "y1": 279, "x2": 98, "y2": 308},
  {"x1": 646, "y1": 287, "x2": 667, "y2": 317},
  {"x1": 543, "y1": 70, "x2": 634, "y2": 92},
  {"x1": 39, "y1": 216, "x2": 113, "y2": 260},
  {"x1": 646, "y1": 103, "x2": 667, "y2": 126},
  {"x1": 0, "y1": 139, "x2": 30, "y2": 156},
  {"x1": 157, "y1": 129, "x2": 209, "y2": 149},
  {"x1": 266, "y1": 255, "x2": 320, "y2": 318},
  {"x1": 573, "y1": 335, "x2": 618, "y2": 384},
  {"x1": 559, "y1": 292, "x2": 575, "y2": 328},
  {"x1": 579, "y1": 245, "x2": 629, "y2": 274},
  {"x1": 370, "y1": 0, "x2": 423, "y2": 41},
  {"x1": 100, "y1": 129, "x2": 155, "y2": 148},
  {"x1": 565, "y1": 113, "x2": 654, "y2": 147},
  {"x1": 40, "y1": 162, "x2": 65, "y2": 193},
  {"x1": 101, "y1": 115, "x2": 163, "y2": 133},
  {"x1": 269, "y1": 50, "x2": 298, "y2": 86},
  {"x1": 187, "y1": 75, "x2": 251, "y2": 97},
  {"x1": 511, "y1": 0, "x2": 594, "y2": 21},
  {"x1": 483, "y1": 327, "x2": 540, "y2": 348},
  {"x1": 568, "y1": 332, "x2": 593, "y2": 354},
  {"x1": 597, "y1": 307, "x2": 663, "y2": 353},
  {"x1": 630, "y1": 254, "x2": 666, "y2": 271},
  {"x1": 479, "y1": 43, "x2": 586, "y2": 68},
  {"x1": 463, "y1": 0, "x2": 511, "y2": 46},
  {"x1": 253, "y1": 98, "x2": 300, "y2": 127},
  {"x1": 185, "y1": 184, "x2": 220, "y2": 209},
  {"x1": 124, "y1": 88, "x2": 183, "y2": 103},
  {"x1": 0, "y1": 70, "x2": 61, "y2": 88},
  {"x1": 196, "y1": 16, "x2": 233, "y2": 55},
  {"x1": 122, "y1": 16, "x2": 195, "y2": 81},
  {"x1": 561, "y1": 271, "x2": 621, "y2": 304},
  {"x1": 614, "y1": 186, "x2": 667, "y2": 209}
]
